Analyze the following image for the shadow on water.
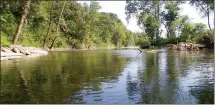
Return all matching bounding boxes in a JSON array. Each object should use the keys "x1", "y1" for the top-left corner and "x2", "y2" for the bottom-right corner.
[
  {"x1": 0, "y1": 50, "x2": 214, "y2": 104},
  {"x1": 0, "y1": 51, "x2": 127, "y2": 104}
]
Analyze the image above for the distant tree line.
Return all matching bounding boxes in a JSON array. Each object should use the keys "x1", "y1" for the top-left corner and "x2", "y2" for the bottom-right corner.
[
  {"x1": 0, "y1": 1, "x2": 135, "y2": 49},
  {"x1": 0, "y1": 0, "x2": 214, "y2": 49},
  {"x1": 126, "y1": 0, "x2": 214, "y2": 48}
]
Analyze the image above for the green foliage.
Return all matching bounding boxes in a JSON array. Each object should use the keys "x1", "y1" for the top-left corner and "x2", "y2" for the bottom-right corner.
[
  {"x1": 1, "y1": 32, "x2": 11, "y2": 46},
  {"x1": 124, "y1": 31, "x2": 135, "y2": 46},
  {"x1": 1, "y1": 1, "x2": 213, "y2": 49},
  {"x1": 19, "y1": 31, "x2": 41, "y2": 47},
  {"x1": 135, "y1": 32, "x2": 151, "y2": 48},
  {"x1": 198, "y1": 30, "x2": 214, "y2": 48},
  {"x1": 161, "y1": 2, "x2": 180, "y2": 38},
  {"x1": 138, "y1": 13, "x2": 160, "y2": 41},
  {"x1": 179, "y1": 23, "x2": 207, "y2": 43},
  {"x1": 190, "y1": 0, "x2": 214, "y2": 30},
  {"x1": 1, "y1": 1, "x2": 135, "y2": 49}
]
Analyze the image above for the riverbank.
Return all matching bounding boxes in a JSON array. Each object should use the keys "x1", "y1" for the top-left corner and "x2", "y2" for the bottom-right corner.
[
  {"x1": 1, "y1": 45, "x2": 48, "y2": 60},
  {"x1": 45, "y1": 46, "x2": 140, "y2": 51},
  {"x1": 0, "y1": 45, "x2": 141, "y2": 60},
  {"x1": 1, "y1": 43, "x2": 213, "y2": 61},
  {"x1": 167, "y1": 42, "x2": 211, "y2": 51}
]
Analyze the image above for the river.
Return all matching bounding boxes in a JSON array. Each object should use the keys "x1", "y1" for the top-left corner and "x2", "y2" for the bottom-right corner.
[{"x1": 0, "y1": 49, "x2": 214, "y2": 104}]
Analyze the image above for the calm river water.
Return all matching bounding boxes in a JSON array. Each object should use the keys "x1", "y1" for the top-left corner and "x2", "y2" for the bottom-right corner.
[{"x1": 0, "y1": 49, "x2": 214, "y2": 104}]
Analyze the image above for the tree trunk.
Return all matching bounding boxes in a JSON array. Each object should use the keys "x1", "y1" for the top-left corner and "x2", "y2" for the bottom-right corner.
[
  {"x1": 206, "y1": 3, "x2": 212, "y2": 31},
  {"x1": 12, "y1": 0, "x2": 31, "y2": 45},
  {"x1": 42, "y1": 1, "x2": 54, "y2": 47},
  {"x1": 49, "y1": 1, "x2": 67, "y2": 49},
  {"x1": 156, "y1": 2, "x2": 160, "y2": 40},
  {"x1": 166, "y1": 26, "x2": 170, "y2": 38},
  {"x1": 207, "y1": 12, "x2": 212, "y2": 30},
  {"x1": 49, "y1": 36, "x2": 58, "y2": 49}
]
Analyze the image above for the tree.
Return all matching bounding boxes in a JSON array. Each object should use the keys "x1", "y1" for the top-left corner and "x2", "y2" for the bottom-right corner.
[
  {"x1": 49, "y1": 1, "x2": 67, "y2": 49},
  {"x1": 125, "y1": 0, "x2": 164, "y2": 43},
  {"x1": 12, "y1": 0, "x2": 31, "y2": 44},
  {"x1": 135, "y1": 32, "x2": 151, "y2": 48},
  {"x1": 1, "y1": 1, "x2": 135, "y2": 48},
  {"x1": 179, "y1": 23, "x2": 207, "y2": 43},
  {"x1": 161, "y1": 2, "x2": 180, "y2": 38},
  {"x1": 190, "y1": 0, "x2": 214, "y2": 30},
  {"x1": 42, "y1": 1, "x2": 54, "y2": 47}
]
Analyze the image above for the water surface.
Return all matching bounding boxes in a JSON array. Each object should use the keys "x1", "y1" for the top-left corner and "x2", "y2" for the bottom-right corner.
[{"x1": 0, "y1": 49, "x2": 214, "y2": 104}]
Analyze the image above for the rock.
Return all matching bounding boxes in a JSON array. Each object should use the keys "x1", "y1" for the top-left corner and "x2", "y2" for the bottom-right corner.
[
  {"x1": 179, "y1": 42, "x2": 186, "y2": 47},
  {"x1": 11, "y1": 47, "x2": 20, "y2": 53},
  {"x1": 25, "y1": 51, "x2": 31, "y2": 55},
  {"x1": 177, "y1": 46, "x2": 186, "y2": 51},
  {"x1": 1, "y1": 47, "x2": 13, "y2": 53},
  {"x1": 1, "y1": 51, "x2": 23, "y2": 57},
  {"x1": 19, "y1": 49, "x2": 27, "y2": 55},
  {"x1": 169, "y1": 44, "x2": 177, "y2": 50},
  {"x1": 195, "y1": 44, "x2": 205, "y2": 48},
  {"x1": 1, "y1": 45, "x2": 48, "y2": 60}
]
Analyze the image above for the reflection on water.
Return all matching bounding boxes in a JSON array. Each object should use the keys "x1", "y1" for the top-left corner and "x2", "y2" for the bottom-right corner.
[{"x1": 0, "y1": 49, "x2": 214, "y2": 104}]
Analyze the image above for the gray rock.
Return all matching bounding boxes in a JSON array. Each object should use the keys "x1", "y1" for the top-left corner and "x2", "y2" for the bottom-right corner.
[
  {"x1": 19, "y1": 49, "x2": 27, "y2": 55},
  {"x1": 1, "y1": 47, "x2": 13, "y2": 53},
  {"x1": 25, "y1": 51, "x2": 31, "y2": 55},
  {"x1": 11, "y1": 47, "x2": 20, "y2": 53},
  {"x1": 177, "y1": 46, "x2": 186, "y2": 51},
  {"x1": 169, "y1": 45, "x2": 177, "y2": 50}
]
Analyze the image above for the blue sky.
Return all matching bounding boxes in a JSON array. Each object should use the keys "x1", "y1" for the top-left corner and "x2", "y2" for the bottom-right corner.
[{"x1": 78, "y1": 1, "x2": 214, "y2": 37}]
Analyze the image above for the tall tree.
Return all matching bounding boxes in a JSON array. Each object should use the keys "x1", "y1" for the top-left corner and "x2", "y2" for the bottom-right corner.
[
  {"x1": 49, "y1": 1, "x2": 67, "y2": 49},
  {"x1": 190, "y1": 0, "x2": 214, "y2": 30},
  {"x1": 161, "y1": 2, "x2": 180, "y2": 38},
  {"x1": 42, "y1": 1, "x2": 54, "y2": 47},
  {"x1": 12, "y1": 0, "x2": 31, "y2": 44},
  {"x1": 125, "y1": 0, "x2": 164, "y2": 42}
]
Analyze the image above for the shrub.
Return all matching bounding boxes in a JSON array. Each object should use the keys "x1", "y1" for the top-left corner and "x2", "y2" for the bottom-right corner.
[
  {"x1": 1, "y1": 32, "x2": 11, "y2": 47},
  {"x1": 136, "y1": 35, "x2": 151, "y2": 48},
  {"x1": 198, "y1": 30, "x2": 214, "y2": 49}
]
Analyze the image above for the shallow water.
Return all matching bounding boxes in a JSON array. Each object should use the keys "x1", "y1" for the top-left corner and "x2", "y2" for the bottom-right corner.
[{"x1": 0, "y1": 49, "x2": 214, "y2": 104}]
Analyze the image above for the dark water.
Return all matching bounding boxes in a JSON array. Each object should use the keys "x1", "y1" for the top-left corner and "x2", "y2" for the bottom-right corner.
[{"x1": 0, "y1": 49, "x2": 214, "y2": 104}]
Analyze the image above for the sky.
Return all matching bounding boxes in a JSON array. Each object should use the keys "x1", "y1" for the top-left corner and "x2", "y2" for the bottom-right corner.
[{"x1": 78, "y1": 1, "x2": 214, "y2": 37}]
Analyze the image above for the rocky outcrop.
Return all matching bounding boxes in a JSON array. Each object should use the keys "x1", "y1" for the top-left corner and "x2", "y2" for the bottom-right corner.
[
  {"x1": 168, "y1": 42, "x2": 203, "y2": 51},
  {"x1": 1, "y1": 45, "x2": 48, "y2": 60}
]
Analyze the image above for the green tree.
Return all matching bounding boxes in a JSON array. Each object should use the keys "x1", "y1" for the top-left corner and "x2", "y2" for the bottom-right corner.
[
  {"x1": 190, "y1": 0, "x2": 214, "y2": 30},
  {"x1": 161, "y1": 2, "x2": 180, "y2": 38},
  {"x1": 125, "y1": 0, "x2": 164, "y2": 42},
  {"x1": 12, "y1": 0, "x2": 31, "y2": 44}
]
